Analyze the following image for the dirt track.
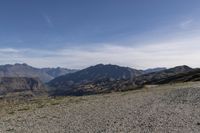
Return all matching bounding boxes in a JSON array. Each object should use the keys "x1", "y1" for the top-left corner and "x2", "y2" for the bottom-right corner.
[{"x1": 1, "y1": 82, "x2": 200, "y2": 133}]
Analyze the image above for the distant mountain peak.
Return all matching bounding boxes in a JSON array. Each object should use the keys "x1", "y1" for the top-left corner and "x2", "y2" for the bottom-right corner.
[
  {"x1": 167, "y1": 65, "x2": 193, "y2": 73},
  {"x1": 0, "y1": 63, "x2": 77, "y2": 82},
  {"x1": 48, "y1": 64, "x2": 143, "y2": 95},
  {"x1": 173, "y1": 65, "x2": 192, "y2": 69},
  {"x1": 144, "y1": 67, "x2": 167, "y2": 74},
  {"x1": 14, "y1": 63, "x2": 29, "y2": 66}
]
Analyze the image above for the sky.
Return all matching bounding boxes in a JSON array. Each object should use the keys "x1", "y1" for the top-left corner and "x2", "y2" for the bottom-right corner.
[{"x1": 0, "y1": 0, "x2": 200, "y2": 69}]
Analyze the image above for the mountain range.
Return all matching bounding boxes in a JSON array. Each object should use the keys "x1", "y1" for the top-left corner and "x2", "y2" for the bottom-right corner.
[
  {"x1": 0, "y1": 63, "x2": 200, "y2": 97},
  {"x1": 48, "y1": 64, "x2": 198, "y2": 96}
]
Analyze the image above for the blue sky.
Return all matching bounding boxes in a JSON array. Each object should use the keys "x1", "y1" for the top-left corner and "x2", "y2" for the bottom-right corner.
[{"x1": 0, "y1": 0, "x2": 200, "y2": 69}]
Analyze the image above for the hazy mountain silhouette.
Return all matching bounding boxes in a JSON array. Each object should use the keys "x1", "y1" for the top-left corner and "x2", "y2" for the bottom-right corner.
[
  {"x1": 0, "y1": 77, "x2": 47, "y2": 99},
  {"x1": 0, "y1": 63, "x2": 77, "y2": 82},
  {"x1": 143, "y1": 67, "x2": 167, "y2": 74}
]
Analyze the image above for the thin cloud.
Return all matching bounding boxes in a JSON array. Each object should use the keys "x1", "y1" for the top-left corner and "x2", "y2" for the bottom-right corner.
[
  {"x1": 179, "y1": 19, "x2": 194, "y2": 29},
  {"x1": 42, "y1": 13, "x2": 54, "y2": 28},
  {"x1": 0, "y1": 48, "x2": 19, "y2": 53}
]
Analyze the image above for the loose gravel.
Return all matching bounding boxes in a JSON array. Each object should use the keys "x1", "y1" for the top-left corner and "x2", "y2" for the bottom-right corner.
[{"x1": 1, "y1": 82, "x2": 200, "y2": 133}]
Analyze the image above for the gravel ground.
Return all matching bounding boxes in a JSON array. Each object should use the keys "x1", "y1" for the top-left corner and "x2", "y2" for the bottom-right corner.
[{"x1": 1, "y1": 82, "x2": 200, "y2": 133}]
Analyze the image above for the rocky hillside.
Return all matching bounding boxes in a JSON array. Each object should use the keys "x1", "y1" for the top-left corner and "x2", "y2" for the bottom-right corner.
[
  {"x1": 144, "y1": 68, "x2": 200, "y2": 84},
  {"x1": 0, "y1": 63, "x2": 76, "y2": 82},
  {"x1": 49, "y1": 65, "x2": 197, "y2": 96},
  {"x1": 135, "y1": 65, "x2": 193, "y2": 85},
  {"x1": 0, "y1": 77, "x2": 47, "y2": 98},
  {"x1": 48, "y1": 64, "x2": 143, "y2": 91}
]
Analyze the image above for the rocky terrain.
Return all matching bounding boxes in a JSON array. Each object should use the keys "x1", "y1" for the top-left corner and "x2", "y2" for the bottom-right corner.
[{"x1": 0, "y1": 82, "x2": 200, "y2": 132}]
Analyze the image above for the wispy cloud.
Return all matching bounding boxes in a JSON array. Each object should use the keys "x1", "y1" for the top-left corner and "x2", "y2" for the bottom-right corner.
[
  {"x1": 42, "y1": 13, "x2": 54, "y2": 28},
  {"x1": 0, "y1": 48, "x2": 19, "y2": 53},
  {"x1": 179, "y1": 19, "x2": 194, "y2": 29}
]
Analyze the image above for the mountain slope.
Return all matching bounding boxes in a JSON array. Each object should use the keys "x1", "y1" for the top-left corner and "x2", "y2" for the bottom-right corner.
[
  {"x1": 0, "y1": 77, "x2": 47, "y2": 98},
  {"x1": 0, "y1": 63, "x2": 76, "y2": 82},
  {"x1": 135, "y1": 65, "x2": 193, "y2": 85},
  {"x1": 0, "y1": 63, "x2": 52, "y2": 82},
  {"x1": 74, "y1": 65, "x2": 195, "y2": 95},
  {"x1": 48, "y1": 64, "x2": 143, "y2": 92},
  {"x1": 144, "y1": 68, "x2": 200, "y2": 84}
]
